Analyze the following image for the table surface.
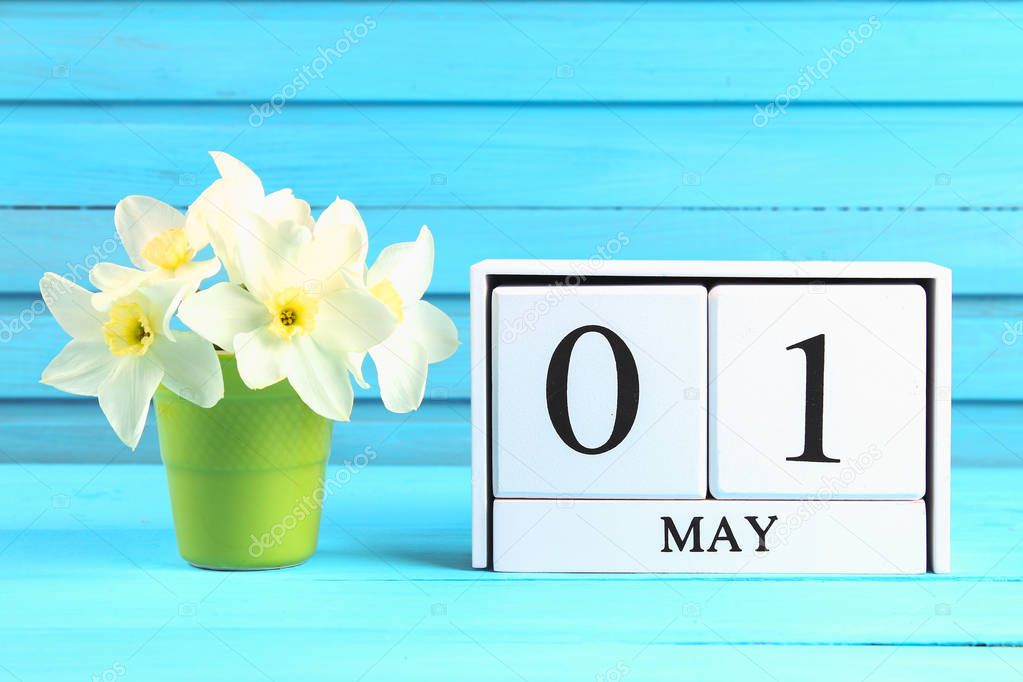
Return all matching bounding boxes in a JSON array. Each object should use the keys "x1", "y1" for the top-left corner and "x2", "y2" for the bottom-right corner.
[{"x1": 1, "y1": 463, "x2": 1021, "y2": 681}]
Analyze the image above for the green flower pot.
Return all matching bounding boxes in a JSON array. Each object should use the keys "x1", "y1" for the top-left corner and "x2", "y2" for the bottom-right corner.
[{"x1": 153, "y1": 354, "x2": 332, "y2": 570}]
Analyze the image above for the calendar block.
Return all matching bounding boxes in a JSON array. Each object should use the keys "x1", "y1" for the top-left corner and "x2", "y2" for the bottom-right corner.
[
  {"x1": 493, "y1": 498, "x2": 926, "y2": 574},
  {"x1": 491, "y1": 285, "x2": 707, "y2": 498},
  {"x1": 471, "y1": 261, "x2": 952, "y2": 575},
  {"x1": 709, "y1": 284, "x2": 927, "y2": 500}
]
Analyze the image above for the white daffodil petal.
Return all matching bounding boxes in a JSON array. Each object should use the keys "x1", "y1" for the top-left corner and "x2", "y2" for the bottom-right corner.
[
  {"x1": 98, "y1": 356, "x2": 164, "y2": 450},
  {"x1": 89, "y1": 263, "x2": 150, "y2": 311},
  {"x1": 209, "y1": 151, "x2": 265, "y2": 196},
  {"x1": 137, "y1": 279, "x2": 189, "y2": 339},
  {"x1": 286, "y1": 335, "x2": 355, "y2": 421},
  {"x1": 172, "y1": 257, "x2": 221, "y2": 290},
  {"x1": 348, "y1": 351, "x2": 369, "y2": 389},
  {"x1": 316, "y1": 287, "x2": 397, "y2": 353},
  {"x1": 265, "y1": 189, "x2": 314, "y2": 230},
  {"x1": 370, "y1": 331, "x2": 429, "y2": 413},
  {"x1": 41, "y1": 339, "x2": 118, "y2": 397},
  {"x1": 403, "y1": 299, "x2": 459, "y2": 364},
  {"x1": 367, "y1": 225, "x2": 434, "y2": 304},
  {"x1": 177, "y1": 282, "x2": 269, "y2": 352},
  {"x1": 115, "y1": 196, "x2": 186, "y2": 270},
  {"x1": 183, "y1": 208, "x2": 210, "y2": 252},
  {"x1": 236, "y1": 211, "x2": 307, "y2": 301},
  {"x1": 90, "y1": 262, "x2": 148, "y2": 293},
  {"x1": 40, "y1": 273, "x2": 105, "y2": 341},
  {"x1": 234, "y1": 326, "x2": 288, "y2": 389},
  {"x1": 315, "y1": 198, "x2": 368, "y2": 268},
  {"x1": 299, "y1": 199, "x2": 369, "y2": 292},
  {"x1": 187, "y1": 179, "x2": 249, "y2": 283},
  {"x1": 149, "y1": 332, "x2": 223, "y2": 408}
]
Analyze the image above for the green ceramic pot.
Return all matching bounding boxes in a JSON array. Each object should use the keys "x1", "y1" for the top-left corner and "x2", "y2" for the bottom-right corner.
[{"x1": 153, "y1": 354, "x2": 332, "y2": 570}]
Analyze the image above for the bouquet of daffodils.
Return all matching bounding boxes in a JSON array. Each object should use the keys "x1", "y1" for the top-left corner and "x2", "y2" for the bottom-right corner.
[{"x1": 39, "y1": 152, "x2": 458, "y2": 449}]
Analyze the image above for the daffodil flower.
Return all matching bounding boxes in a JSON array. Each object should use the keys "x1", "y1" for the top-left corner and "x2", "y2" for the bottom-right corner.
[
  {"x1": 177, "y1": 206, "x2": 396, "y2": 422},
  {"x1": 362, "y1": 226, "x2": 459, "y2": 413},
  {"x1": 90, "y1": 196, "x2": 221, "y2": 309},
  {"x1": 188, "y1": 151, "x2": 315, "y2": 283},
  {"x1": 39, "y1": 273, "x2": 223, "y2": 449}
]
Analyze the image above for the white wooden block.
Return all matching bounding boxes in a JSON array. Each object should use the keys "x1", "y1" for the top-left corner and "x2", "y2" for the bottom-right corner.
[
  {"x1": 709, "y1": 284, "x2": 927, "y2": 500},
  {"x1": 492, "y1": 285, "x2": 707, "y2": 498},
  {"x1": 493, "y1": 498, "x2": 926, "y2": 574},
  {"x1": 472, "y1": 260, "x2": 951, "y2": 572}
]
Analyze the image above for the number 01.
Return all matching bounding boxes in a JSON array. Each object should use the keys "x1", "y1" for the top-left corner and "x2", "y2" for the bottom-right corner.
[{"x1": 543, "y1": 327, "x2": 840, "y2": 465}]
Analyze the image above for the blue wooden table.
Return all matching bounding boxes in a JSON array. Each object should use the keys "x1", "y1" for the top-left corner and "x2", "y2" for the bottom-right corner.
[
  {"x1": 2, "y1": 1, "x2": 1023, "y2": 678},
  {"x1": 1, "y1": 464, "x2": 1021, "y2": 681}
]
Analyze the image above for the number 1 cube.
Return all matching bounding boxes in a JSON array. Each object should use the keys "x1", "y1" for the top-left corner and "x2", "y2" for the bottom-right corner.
[{"x1": 708, "y1": 284, "x2": 927, "y2": 500}]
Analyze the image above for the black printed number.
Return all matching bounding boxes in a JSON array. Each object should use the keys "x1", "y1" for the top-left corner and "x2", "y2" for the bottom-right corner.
[
  {"x1": 545, "y1": 325, "x2": 640, "y2": 455},
  {"x1": 786, "y1": 333, "x2": 839, "y2": 463}
]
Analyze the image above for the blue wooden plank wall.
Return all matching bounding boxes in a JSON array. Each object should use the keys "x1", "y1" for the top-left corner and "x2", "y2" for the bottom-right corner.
[{"x1": 1, "y1": 1, "x2": 1021, "y2": 465}]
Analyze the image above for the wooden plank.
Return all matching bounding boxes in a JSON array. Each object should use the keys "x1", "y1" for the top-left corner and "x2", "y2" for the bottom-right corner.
[
  {"x1": 2, "y1": 2, "x2": 1023, "y2": 103},
  {"x1": 1, "y1": 104, "x2": 1021, "y2": 208},
  {"x1": 5, "y1": 293, "x2": 1022, "y2": 401},
  {"x1": 0, "y1": 399, "x2": 471, "y2": 466},
  {"x1": 2, "y1": 637, "x2": 1022, "y2": 682},
  {"x1": 951, "y1": 296, "x2": 1023, "y2": 402},
  {"x1": 0, "y1": 464, "x2": 1020, "y2": 682},
  {"x1": 4, "y1": 207, "x2": 1023, "y2": 297},
  {"x1": 0, "y1": 398, "x2": 1016, "y2": 467},
  {"x1": 3, "y1": 637, "x2": 1023, "y2": 682},
  {"x1": 952, "y1": 401, "x2": 1023, "y2": 467}
]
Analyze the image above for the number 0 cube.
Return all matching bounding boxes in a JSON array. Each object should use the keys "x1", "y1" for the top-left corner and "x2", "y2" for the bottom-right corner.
[{"x1": 492, "y1": 285, "x2": 708, "y2": 499}]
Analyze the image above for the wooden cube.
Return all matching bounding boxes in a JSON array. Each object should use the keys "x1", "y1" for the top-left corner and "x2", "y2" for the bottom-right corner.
[
  {"x1": 708, "y1": 283, "x2": 927, "y2": 500},
  {"x1": 492, "y1": 284, "x2": 707, "y2": 499}
]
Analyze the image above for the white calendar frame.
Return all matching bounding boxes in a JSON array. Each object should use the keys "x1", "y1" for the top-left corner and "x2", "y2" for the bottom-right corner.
[{"x1": 470, "y1": 260, "x2": 952, "y2": 574}]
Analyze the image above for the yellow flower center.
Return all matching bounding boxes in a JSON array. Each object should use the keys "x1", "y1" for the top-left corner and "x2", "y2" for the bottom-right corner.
[
  {"x1": 141, "y1": 228, "x2": 193, "y2": 270},
  {"x1": 370, "y1": 279, "x2": 404, "y2": 322},
  {"x1": 102, "y1": 302, "x2": 155, "y2": 356},
  {"x1": 268, "y1": 287, "x2": 319, "y2": 339}
]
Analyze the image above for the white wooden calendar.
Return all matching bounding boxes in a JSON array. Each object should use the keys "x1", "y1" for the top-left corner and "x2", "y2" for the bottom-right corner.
[{"x1": 470, "y1": 260, "x2": 952, "y2": 574}]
